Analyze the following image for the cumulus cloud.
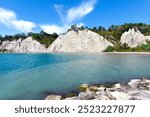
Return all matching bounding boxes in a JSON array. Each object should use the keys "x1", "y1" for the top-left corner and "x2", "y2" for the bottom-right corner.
[
  {"x1": 0, "y1": 7, "x2": 36, "y2": 32},
  {"x1": 40, "y1": 0, "x2": 97, "y2": 34},
  {"x1": 40, "y1": 25, "x2": 68, "y2": 34}
]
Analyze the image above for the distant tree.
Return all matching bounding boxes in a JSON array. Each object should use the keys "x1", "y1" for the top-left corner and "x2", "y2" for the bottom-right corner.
[
  {"x1": 40, "y1": 31, "x2": 45, "y2": 35},
  {"x1": 21, "y1": 33, "x2": 27, "y2": 39},
  {"x1": 71, "y1": 24, "x2": 79, "y2": 32},
  {"x1": 0, "y1": 34, "x2": 2, "y2": 40},
  {"x1": 52, "y1": 32, "x2": 58, "y2": 38},
  {"x1": 92, "y1": 27, "x2": 98, "y2": 32},
  {"x1": 88, "y1": 27, "x2": 92, "y2": 30},
  {"x1": 12, "y1": 33, "x2": 27, "y2": 40},
  {"x1": 114, "y1": 42, "x2": 121, "y2": 51},
  {"x1": 27, "y1": 32, "x2": 34, "y2": 37},
  {"x1": 108, "y1": 25, "x2": 118, "y2": 31},
  {"x1": 98, "y1": 26, "x2": 105, "y2": 31},
  {"x1": 121, "y1": 43, "x2": 130, "y2": 49},
  {"x1": 26, "y1": 31, "x2": 58, "y2": 48},
  {"x1": 4, "y1": 35, "x2": 13, "y2": 41},
  {"x1": 85, "y1": 27, "x2": 88, "y2": 29},
  {"x1": 80, "y1": 26, "x2": 85, "y2": 30},
  {"x1": 104, "y1": 46, "x2": 115, "y2": 52},
  {"x1": 0, "y1": 35, "x2": 2, "y2": 45},
  {"x1": 71, "y1": 25, "x2": 77, "y2": 30}
]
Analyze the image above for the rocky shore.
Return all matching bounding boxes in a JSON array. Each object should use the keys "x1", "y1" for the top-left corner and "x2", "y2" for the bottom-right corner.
[{"x1": 45, "y1": 78, "x2": 150, "y2": 100}]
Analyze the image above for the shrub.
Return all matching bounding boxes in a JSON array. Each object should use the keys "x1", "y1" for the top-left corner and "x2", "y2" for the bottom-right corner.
[{"x1": 104, "y1": 46, "x2": 115, "y2": 52}]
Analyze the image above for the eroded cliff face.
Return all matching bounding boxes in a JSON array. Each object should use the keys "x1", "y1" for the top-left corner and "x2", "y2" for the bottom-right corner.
[
  {"x1": 47, "y1": 29, "x2": 113, "y2": 52},
  {"x1": 121, "y1": 28, "x2": 150, "y2": 48},
  {"x1": 0, "y1": 37, "x2": 47, "y2": 52}
]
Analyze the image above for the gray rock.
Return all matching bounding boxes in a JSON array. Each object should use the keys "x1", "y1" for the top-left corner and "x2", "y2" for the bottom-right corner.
[
  {"x1": 95, "y1": 94, "x2": 110, "y2": 100},
  {"x1": 114, "y1": 83, "x2": 122, "y2": 89},
  {"x1": 147, "y1": 85, "x2": 150, "y2": 90},
  {"x1": 44, "y1": 78, "x2": 150, "y2": 100},
  {"x1": 64, "y1": 96, "x2": 81, "y2": 100},
  {"x1": 89, "y1": 86, "x2": 98, "y2": 91},
  {"x1": 131, "y1": 91, "x2": 150, "y2": 100},
  {"x1": 79, "y1": 91, "x2": 95, "y2": 100},
  {"x1": 95, "y1": 89, "x2": 116, "y2": 100},
  {"x1": 97, "y1": 86, "x2": 106, "y2": 91},
  {"x1": 128, "y1": 79, "x2": 141, "y2": 88},
  {"x1": 110, "y1": 91, "x2": 132, "y2": 100},
  {"x1": 80, "y1": 84, "x2": 89, "y2": 89},
  {"x1": 45, "y1": 95, "x2": 62, "y2": 100},
  {"x1": 105, "y1": 89, "x2": 116, "y2": 100}
]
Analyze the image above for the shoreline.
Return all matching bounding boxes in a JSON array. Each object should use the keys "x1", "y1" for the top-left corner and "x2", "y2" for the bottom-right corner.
[
  {"x1": 45, "y1": 78, "x2": 150, "y2": 100},
  {"x1": 105, "y1": 52, "x2": 150, "y2": 55},
  {"x1": 1, "y1": 52, "x2": 150, "y2": 55}
]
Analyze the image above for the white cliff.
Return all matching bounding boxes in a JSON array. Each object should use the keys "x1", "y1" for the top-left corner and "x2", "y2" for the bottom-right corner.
[
  {"x1": 121, "y1": 28, "x2": 150, "y2": 48},
  {"x1": 47, "y1": 29, "x2": 113, "y2": 52},
  {"x1": 0, "y1": 37, "x2": 47, "y2": 52}
]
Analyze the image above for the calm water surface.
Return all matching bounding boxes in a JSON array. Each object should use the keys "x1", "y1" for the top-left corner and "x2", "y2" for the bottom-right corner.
[{"x1": 0, "y1": 53, "x2": 150, "y2": 99}]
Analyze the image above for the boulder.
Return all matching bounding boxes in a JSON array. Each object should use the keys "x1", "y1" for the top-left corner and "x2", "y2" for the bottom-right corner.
[
  {"x1": 95, "y1": 94, "x2": 111, "y2": 100},
  {"x1": 114, "y1": 83, "x2": 122, "y2": 89},
  {"x1": 141, "y1": 78, "x2": 150, "y2": 84},
  {"x1": 78, "y1": 84, "x2": 89, "y2": 91},
  {"x1": 110, "y1": 92, "x2": 132, "y2": 100},
  {"x1": 147, "y1": 85, "x2": 150, "y2": 90},
  {"x1": 64, "y1": 96, "x2": 81, "y2": 100},
  {"x1": 131, "y1": 90, "x2": 150, "y2": 100},
  {"x1": 45, "y1": 95, "x2": 62, "y2": 100},
  {"x1": 89, "y1": 86, "x2": 98, "y2": 91},
  {"x1": 128, "y1": 79, "x2": 141, "y2": 88},
  {"x1": 80, "y1": 84, "x2": 89, "y2": 89},
  {"x1": 97, "y1": 86, "x2": 105, "y2": 91},
  {"x1": 95, "y1": 89, "x2": 116, "y2": 100},
  {"x1": 79, "y1": 91, "x2": 95, "y2": 100}
]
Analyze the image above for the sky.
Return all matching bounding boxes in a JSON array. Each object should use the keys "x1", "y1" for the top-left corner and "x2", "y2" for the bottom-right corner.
[{"x1": 0, "y1": 0, "x2": 150, "y2": 36}]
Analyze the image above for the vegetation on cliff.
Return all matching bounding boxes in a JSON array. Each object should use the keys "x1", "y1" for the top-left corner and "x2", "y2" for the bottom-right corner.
[
  {"x1": 91, "y1": 23, "x2": 150, "y2": 42},
  {"x1": 27, "y1": 31, "x2": 58, "y2": 48},
  {"x1": 0, "y1": 31, "x2": 58, "y2": 48},
  {"x1": 0, "y1": 23, "x2": 150, "y2": 51},
  {"x1": 89, "y1": 23, "x2": 150, "y2": 52}
]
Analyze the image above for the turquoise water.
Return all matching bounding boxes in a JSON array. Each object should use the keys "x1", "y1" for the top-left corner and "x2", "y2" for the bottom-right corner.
[{"x1": 0, "y1": 53, "x2": 150, "y2": 100}]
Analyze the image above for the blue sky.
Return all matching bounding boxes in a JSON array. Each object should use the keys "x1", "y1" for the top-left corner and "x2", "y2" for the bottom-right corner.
[{"x1": 0, "y1": 0, "x2": 150, "y2": 36}]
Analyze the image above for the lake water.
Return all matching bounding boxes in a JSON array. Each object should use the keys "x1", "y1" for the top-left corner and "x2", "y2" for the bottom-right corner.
[{"x1": 0, "y1": 53, "x2": 150, "y2": 100}]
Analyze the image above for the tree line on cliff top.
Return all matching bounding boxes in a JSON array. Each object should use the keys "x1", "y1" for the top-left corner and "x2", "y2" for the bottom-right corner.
[
  {"x1": 0, "y1": 31, "x2": 58, "y2": 48},
  {"x1": 0, "y1": 23, "x2": 150, "y2": 48}
]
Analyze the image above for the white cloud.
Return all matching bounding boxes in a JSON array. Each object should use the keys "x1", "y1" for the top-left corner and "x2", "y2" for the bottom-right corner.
[
  {"x1": 40, "y1": 23, "x2": 84, "y2": 34},
  {"x1": 0, "y1": 7, "x2": 36, "y2": 32},
  {"x1": 40, "y1": 0, "x2": 97, "y2": 34},
  {"x1": 40, "y1": 25, "x2": 67, "y2": 34},
  {"x1": 66, "y1": 0, "x2": 96, "y2": 24},
  {"x1": 54, "y1": 4, "x2": 65, "y2": 23}
]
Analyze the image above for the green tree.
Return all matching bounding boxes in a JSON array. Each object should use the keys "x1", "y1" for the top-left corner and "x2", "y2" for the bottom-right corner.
[
  {"x1": 0, "y1": 34, "x2": 2, "y2": 40},
  {"x1": 80, "y1": 26, "x2": 85, "y2": 30},
  {"x1": 98, "y1": 26, "x2": 105, "y2": 31},
  {"x1": 71, "y1": 24, "x2": 77, "y2": 30},
  {"x1": 108, "y1": 25, "x2": 118, "y2": 31},
  {"x1": 92, "y1": 27, "x2": 98, "y2": 32},
  {"x1": 122, "y1": 43, "x2": 129, "y2": 49},
  {"x1": 104, "y1": 46, "x2": 115, "y2": 52}
]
